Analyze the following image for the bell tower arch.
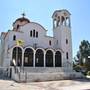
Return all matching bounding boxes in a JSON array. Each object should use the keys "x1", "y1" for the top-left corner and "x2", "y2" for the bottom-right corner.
[{"x1": 52, "y1": 9, "x2": 71, "y2": 29}]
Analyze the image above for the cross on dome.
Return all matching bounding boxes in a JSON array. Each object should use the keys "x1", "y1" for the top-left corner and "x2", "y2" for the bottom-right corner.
[{"x1": 22, "y1": 13, "x2": 26, "y2": 17}]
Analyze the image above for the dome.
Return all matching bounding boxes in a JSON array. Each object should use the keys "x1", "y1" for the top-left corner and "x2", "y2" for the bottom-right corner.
[
  {"x1": 13, "y1": 14, "x2": 30, "y2": 30},
  {"x1": 14, "y1": 17, "x2": 30, "y2": 24}
]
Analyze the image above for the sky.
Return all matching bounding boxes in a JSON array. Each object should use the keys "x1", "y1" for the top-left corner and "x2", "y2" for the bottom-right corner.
[{"x1": 0, "y1": 0, "x2": 90, "y2": 57}]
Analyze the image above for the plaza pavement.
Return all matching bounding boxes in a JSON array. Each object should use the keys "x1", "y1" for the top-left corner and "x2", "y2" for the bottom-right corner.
[{"x1": 0, "y1": 79, "x2": 90, "y2": 90}]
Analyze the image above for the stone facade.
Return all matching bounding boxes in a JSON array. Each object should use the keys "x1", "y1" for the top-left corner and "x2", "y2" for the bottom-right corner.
[{"x1": 0, "y1": 9, "x2": 81, "y2": 82}]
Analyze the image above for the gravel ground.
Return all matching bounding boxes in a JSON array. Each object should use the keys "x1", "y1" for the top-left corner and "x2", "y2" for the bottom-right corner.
[{"x1": 0, "y1": 79, "x2": 90, "y2": 90}]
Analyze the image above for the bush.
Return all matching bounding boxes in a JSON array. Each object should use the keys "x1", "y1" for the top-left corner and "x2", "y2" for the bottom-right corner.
[
  {"x1": 73, "y1": 65, "x2": 81, "y2": 72},
  {"x1": 87, "y1": 71, "x2": 90, "y2": 76}
]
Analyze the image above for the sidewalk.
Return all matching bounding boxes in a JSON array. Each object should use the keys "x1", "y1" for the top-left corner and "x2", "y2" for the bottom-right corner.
[{"x1": 0, "y1": 79, "x2": 90, "y2": 90}]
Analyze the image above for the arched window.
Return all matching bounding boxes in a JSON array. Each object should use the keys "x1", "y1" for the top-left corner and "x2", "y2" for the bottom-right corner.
[
  {"x1": 17, "y1": 25, "x2": 19, "y2": 29},
  {"x1": 30, "y1": 31, "x2": 32, "y2": 37},
  {"x1": 66, "y1": 52, "x2": 69, "y2": 59},
  {"x1": 24, "y1": 48, "x2": 33, "y2": 66},
  {"x1": 13, "y1": 35, "x2": 16, "y2": 41},
  {"x1": 36, "y1": 31, "x2": 38, "y2": 38},
  {"x1": 35, "y1": 49, "x2": 44, "y2": 67},
  {"x1": 57, "y1": 40, "x2": 58, "y2": 45},
  {"x1": 55, "y1": 51, "x2": 62, "y2": 67},
  {"x1": 49, "y1": 40, "x2": 51, "y2": 46},
  {"x1": 66, "y1": 39, "x2": 68, "y2": 44},
  {"x1": 46, "y1": 50, "x2": 53, "y2": 67},
  {"x1": 33, "y1": 29, "x2": 35, "y2": 37},
  {"x1": 12, "y1": 47, "x2": 22, "y2": 66}
]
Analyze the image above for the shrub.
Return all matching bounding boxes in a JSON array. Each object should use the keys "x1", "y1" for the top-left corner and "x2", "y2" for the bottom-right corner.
[{"x1": 87, "y1": 71, "x2": 90, "y2": 76}]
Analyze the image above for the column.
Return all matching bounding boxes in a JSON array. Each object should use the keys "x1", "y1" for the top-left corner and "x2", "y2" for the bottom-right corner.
[
  {"x1": 33, "y1": 52, "x2": 35, "y2": 67},
  {"x1": 60, "y1": 16, "x2": 61, "y2": 25},
  {"x1": 69, "y1": 18, "x2": 71, "y2": 27},
  {"x1": 64, "y1": 17, "x2": 66, "y2": 26},
  {"x1": 53, "y1": 53, "x2": 55, "y2": 67},
  {"x1": 44, "y1": 53, "x2": 46, "y2": 67},
  {"x1": 22, "y1": 51, "x2": 24, "y2": 67},
  {"x1": 53, "y1": 20, "x2": 55, "y2": 29}
]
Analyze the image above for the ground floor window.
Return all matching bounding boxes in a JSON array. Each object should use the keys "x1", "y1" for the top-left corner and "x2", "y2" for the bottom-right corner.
[
  {"x1": 55, "y1": 51, "x2": 62, "y2": 67},
  {"x1": 35, "y1": 49, "x2": 44, "y2": 67},
  {"x1": 46, "y1": 50, "x2": 53, "y2": 67},
  {"x1": 24, "y1": 48, "x2": 33, "y2": 66},
  {"x1": 12, "y1": 47, "x2": 22, "y2": 66}
]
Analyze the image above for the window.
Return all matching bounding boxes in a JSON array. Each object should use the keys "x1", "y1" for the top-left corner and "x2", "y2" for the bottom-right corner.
[
  {"x1": 66, "y1": 39, "x2": 68, "y2": 44},
  {"x1": 66, "y1": 52, "x2": 69, "y2": 59},
  {"x1": 30, "y1": 29, "x2": 38, "y2": 38},
  {"x1": 57, "y1": 40, "x2": 58, "y2": 45},
  {"x1": 33, "y1": 29, "x2": 35, "y2": 37},
  {"x1": 13, "y1": 35, "x2": 16, "y2": 41},
  {"x1": 49, "y1": 40, "x2": 51, "y2": 46},
  {"x1": 36, "y1": 31, "x2": 38, "y2": 38},
  {"x1": 30, "y1": 31, "x2": 32, "y2": 37},
  {"x1": 17, "y1": 25, "x2": 19, "y2": 29}
]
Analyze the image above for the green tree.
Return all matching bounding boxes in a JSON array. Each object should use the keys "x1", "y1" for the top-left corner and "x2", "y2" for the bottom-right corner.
[{"x1": 74, "y1": 40, "x2": 90, "y2": 71}]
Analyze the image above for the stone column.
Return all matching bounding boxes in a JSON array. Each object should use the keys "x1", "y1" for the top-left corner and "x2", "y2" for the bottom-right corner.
[
  {"x1": 53, "y1": 53, "x2": 55, "y2": 67},
  {"x1": 60, "y1": 16, "x2": 61, "y2": 25},
  {"x1": 64, "y1": 17, "x2": 67, "y2": 26},
  {"x1": 44, "y1": 53, "x2": 46, "y2": 67},
  {"x1": 69, "y1": 18, "x2": 71, "y2": 27},
  {"x1": 22, "y1": 51, "x2": 24, "y2": 67},
  {"x1": 53, "y1": 19, "x2": 55, "y2": 29},
  {"x1": 33, "y1": 52, "x2": 35, "y2": 67}
]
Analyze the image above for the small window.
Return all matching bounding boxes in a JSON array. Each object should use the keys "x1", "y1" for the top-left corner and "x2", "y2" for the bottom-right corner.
[
  {"x1": 36, "y1": 31, "x2": 38, "y2": 38},
  {"x1": 49, "y1": 40, "x2": 51, "y2": 46},
  {"x1": 57, "y1": 40, "x2": 58, "y2": 45},
  {"x1": 66, "y1": 39, "x2": 68, "y2": 44},
  {"x1": 17, "y1": 25, "x2": 19, "y2": 29},
  {"x1": 13, "y1": 35, "x2": 16, "y2": 41},
  {"x1": 66, "y1": 52, "x2": 69, "y2": 59},
  {"x1": 33, "y1": 29, "x2": 35, "y2": 37},
  {"x1": 30, "y1": 31, "x2": 32, "y2": 37}
]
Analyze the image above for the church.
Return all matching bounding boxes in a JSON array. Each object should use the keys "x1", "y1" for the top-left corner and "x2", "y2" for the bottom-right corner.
[{"x1": 0, "y1": 9, "x2": 83, "y2": 81}]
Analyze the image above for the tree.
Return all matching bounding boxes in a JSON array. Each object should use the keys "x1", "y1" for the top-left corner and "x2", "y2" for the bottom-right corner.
[{"x1": 74, "y1": 40, "x2": 90, "y2": 71}]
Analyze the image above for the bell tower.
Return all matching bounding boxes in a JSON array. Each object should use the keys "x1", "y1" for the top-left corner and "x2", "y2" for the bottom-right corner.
[
  {"x1": 52, "y1": 9, "x2": 71, "y2": 29},
  {"x1": 52, "y1": 9, "x2": 72, "y2": 66}
]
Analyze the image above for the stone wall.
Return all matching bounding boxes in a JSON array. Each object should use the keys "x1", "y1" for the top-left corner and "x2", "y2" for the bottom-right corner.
[{"x1": 11, "y1": 67, "x2": 85, "y2": 82}]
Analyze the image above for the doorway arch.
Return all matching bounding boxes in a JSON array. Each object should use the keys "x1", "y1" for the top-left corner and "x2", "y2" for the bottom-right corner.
[
  {"x1": 24, "y1": 48, "x2": 33, "y2": 66},
  {"x1": 12, "y1": 47, "x2": 22, "y2": 66},
  {"x1": 46, "y1": 50, "x2": 53, "y2": 67},
  {"x1": 35, "y1": 49, "x2": 44, "y2": 67},
  {"x1": 55, "y1": 51, "x2": 62, "y2": 67}
]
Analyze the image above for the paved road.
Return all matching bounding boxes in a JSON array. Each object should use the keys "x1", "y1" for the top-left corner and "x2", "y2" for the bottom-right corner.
[{"x1": 0, "y1": 79, "x2": 90, "y2": 90}]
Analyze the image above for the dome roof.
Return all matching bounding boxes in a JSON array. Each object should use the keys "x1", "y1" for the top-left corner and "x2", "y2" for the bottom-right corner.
[{"x1": 14, "y1": 17, "x2": 30, "y2": 24}]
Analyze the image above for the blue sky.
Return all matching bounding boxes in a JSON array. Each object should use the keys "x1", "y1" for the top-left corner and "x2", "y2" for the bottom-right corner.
[{"x1": 0, "y1": 0, "x2": 90, "y2": 57}]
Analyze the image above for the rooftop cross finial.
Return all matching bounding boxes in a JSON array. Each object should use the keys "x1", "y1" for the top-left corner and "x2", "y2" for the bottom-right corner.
[{"x1": 22, "y1": 13, "x2": 25, "y2": 18}]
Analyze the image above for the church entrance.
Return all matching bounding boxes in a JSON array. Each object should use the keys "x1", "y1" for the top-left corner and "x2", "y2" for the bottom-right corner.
[
  {"x1": 35, "y1": 49, "x2": 44, "y2": 67},
  {"x1": 46, "y1": 50, "x2": 53, "y2": 67},
  {"x1": 24, "y1": 48, "x2": 33, "y2": 66},
  {"x1": 12, "y1": 47, "x2": 22, "y2": 66},
  {"x1": 55, "y1": 51, "x2": 62, "y2": 67}
]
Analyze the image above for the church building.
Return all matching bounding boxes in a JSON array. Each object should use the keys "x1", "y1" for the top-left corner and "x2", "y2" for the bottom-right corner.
[{"x1": 0, "y1": 9, "x2": 83, "y2": 81}]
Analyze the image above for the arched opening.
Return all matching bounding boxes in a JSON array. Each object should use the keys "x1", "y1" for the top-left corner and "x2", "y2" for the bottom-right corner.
[
  {"x1": 13, "y1": 35, "x2": 16, "y2": 41},
  {"x1": 61, "y1": 16, "x2": 65, "y2": 25},
  {"x1": 46, "y1": 50, "x2": 53, "y2": 67},
  {"x1": 55, "y1": 51, "x2": 62, "y2": 67},
  {"x1": 24, "y1": 48, "x2": 33, "y2": 66},
  {"x1": 35, "y1": 49, "x2": 44, "y2": 67},
  {"x1": 12, "y1": 47, "x2": 22, "y2": 66}
]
